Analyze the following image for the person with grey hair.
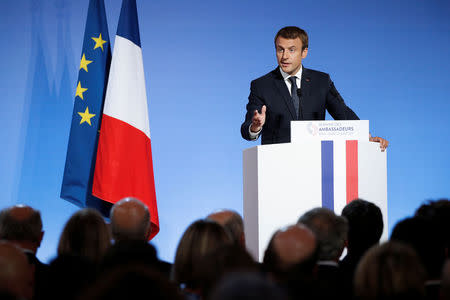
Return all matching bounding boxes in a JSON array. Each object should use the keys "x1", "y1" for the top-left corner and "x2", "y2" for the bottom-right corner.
[
  {"x1": 0, "y1": 205, "x2": 47, "y2": 298},
  {"x1": 298, "y1": 207, "x2": 349, "y2": 299},
  {"x1": 110, "y1": 197, "x2": 151, "y2": 242},
  {"x1": 207, "y1": 209, "x2": 245, "y2": 248}
]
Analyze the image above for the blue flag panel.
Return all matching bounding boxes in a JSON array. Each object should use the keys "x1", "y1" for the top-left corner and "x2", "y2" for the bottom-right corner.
[{"x1": 60, "y1": 0, "x2": 112, "y2": 216}]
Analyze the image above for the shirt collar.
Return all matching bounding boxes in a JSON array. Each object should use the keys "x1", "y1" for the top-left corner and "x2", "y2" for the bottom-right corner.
[{"x1": 279, "y1": 65, "x2": 303, "y2": 81}]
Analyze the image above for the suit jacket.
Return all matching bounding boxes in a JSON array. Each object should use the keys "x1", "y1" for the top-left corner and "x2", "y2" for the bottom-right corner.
[{"x1": 241, "y1": 67, "x2": 359, "y2": 144}]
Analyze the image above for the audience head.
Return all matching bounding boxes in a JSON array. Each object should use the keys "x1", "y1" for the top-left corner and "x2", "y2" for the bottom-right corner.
[
  {"x1": 0, "y1": 205, "x2": 43, "y2": 254},
  {"x1": 0, "y1": 241, "x2": 34, "y2": 300},
  {"x1": 354, "y1": 241, "x2": 426, "y2": 300},
  {"x1": 298, "y1": 207, "x2": 348, "y2": 261},
  {"x1": 391, "y1": 216, "x2": 445, "y2": 280},
  {"x1": 110, "y1": 197, "x2": 151, "y2": 241},
  {"x1": 415, "y1": 199, "x2": 450, "y2": 264},
  {"x1": 196, "y1": 245, "x2": 259, "y2": 298},
  {"x1": 263, "y1": 224, "x2": 318, "y2": 282},
  {"x1": 209, "y1": 272, "x2": 288, "y2": 300},
  {"x1": 341, "y1": 199, "x2": 383, "y2": 253},
  {"x1": 58, "y1": 208, "x2": 111, "y2": 263},
  {"x1": 173, "y1": 219, "x2": 232, "y2": 289},
  {"x1": 207, "y1": 209, "x2": 245, "y2": 247}
]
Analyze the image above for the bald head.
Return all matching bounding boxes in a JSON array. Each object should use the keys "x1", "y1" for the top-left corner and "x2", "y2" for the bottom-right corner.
[
  {"x1": 110, "y1": 197, "x2": 151, "y2": 241},
  {"x1": 272, "y1": 224, "x2": 317, "y2": 267},
  {"x1": 207, "y1": 210, "x2": 245, "y2": 247},
  {"x1": 263, "y1": 224, "x2": 318, "y2": 280},
  {"x1": 0, "y1": 242, "x2": 34, "y2": 299},
  {"x1": 0, "y1": 205, "x2": 43, "y2": 253}
]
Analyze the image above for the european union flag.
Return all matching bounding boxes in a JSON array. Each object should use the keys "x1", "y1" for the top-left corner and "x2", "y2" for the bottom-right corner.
[{"x1": 61, "y1": 0, "x2": 112, "y2": 216}]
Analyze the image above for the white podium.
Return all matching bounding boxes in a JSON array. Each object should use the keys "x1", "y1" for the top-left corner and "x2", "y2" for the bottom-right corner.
[{"x1": 243, "y1": 121, "x2": 388, "y2": 261}]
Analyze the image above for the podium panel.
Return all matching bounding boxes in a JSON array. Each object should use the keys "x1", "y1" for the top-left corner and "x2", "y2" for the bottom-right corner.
[{"x1": 243, "y1": 140, "x2": 387, "y2": 261}]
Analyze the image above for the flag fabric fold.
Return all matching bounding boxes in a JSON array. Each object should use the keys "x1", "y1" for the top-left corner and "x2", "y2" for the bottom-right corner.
[
  {"x1": 60, "y1": 0, "x2": 112, "y2": 216},
  {"x1": 93, "y1": 0, "x2": 159, "y2": 239}
]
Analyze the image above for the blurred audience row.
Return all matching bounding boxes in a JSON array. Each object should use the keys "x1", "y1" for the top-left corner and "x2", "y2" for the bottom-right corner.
[{"x1": 0, "y1": 197, "x2": 448, "y2": 300}]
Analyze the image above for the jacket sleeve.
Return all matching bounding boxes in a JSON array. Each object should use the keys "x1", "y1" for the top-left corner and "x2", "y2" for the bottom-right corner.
[
  {"x1": 325, "y1": 77, "x2": 359, "y2": 120},
  {"x1": 241, "y1": 80, "x2": 266, "y2": 141}
]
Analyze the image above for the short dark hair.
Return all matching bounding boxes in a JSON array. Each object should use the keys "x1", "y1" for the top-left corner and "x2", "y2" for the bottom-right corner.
[
  {"x1": 391, "y1": 216, "x2": 445, "y2": 279},
  {"x1": 0, "y1": 207, "x2": 42, "y2": 243},
  {"x1": 274, "y1": 26, "x2": 309, "y2": 50},
  {"x1": 341, "y1": 199, "x2": 383, "y2": 253}
]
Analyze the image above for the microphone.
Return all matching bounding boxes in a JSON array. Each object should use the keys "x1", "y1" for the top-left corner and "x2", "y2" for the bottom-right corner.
[{"x1": 297, "y1": 88, "x2": 302, "y2": 97}]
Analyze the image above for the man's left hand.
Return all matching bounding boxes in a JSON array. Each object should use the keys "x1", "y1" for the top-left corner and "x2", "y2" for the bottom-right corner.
[{"x1": 369, "y1": 135, "x2": 389, "y2": 152}]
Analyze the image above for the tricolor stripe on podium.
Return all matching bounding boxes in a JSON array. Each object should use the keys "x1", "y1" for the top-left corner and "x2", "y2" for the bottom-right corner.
[
  {"x1": 93, "y1": 0, "x2": 159, "y2": 239},
  {"x1": 321, "y1": 140, "x2": 359, "y2": 211}
]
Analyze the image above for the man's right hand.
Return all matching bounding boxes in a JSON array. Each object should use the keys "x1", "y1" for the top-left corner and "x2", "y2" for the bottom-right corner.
[{"x1": 250, "y1": 105, "x2": 266, "y2": 132}]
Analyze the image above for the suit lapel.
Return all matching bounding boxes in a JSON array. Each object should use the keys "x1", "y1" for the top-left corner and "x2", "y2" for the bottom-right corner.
[
  {"x1": 300, "y1": 67, "x2": 312, "y2": 119},
  {"x1": 272, "y1": 68, "x2": 296, "y2": 120}
]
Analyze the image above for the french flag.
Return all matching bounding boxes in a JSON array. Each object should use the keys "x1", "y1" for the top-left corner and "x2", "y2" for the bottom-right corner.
[
  {"x1": 93, "y1": 0, "x2": 159, "y2": 238},
  {"x1": 320, "y1": 140, "x2": 386, "y2": 216}
]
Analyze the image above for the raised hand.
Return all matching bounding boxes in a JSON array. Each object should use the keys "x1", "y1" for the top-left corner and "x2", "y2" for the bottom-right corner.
[{"x1": 250, "y1": 105, "x2": 267, "y2": 133}]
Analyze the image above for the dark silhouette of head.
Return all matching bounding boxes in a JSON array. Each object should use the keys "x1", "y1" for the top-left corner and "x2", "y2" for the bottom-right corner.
[
  {"x1": 173, "y1": 219, "x2": 232, "y2": 290},
  {"x1": 341, "y1": 199, "x2": 383, "y2": 254},
  {"x1": 58, "y1": 208, "x2": 111, "y2": 263},
  {"x1": 298, "y1": 207, "x2": 348, "y2": 261},
  {"x1": 391, "y1": 216, "x2": 445, "y2": 280},
  {"x1": 354, "y1": 241, "x2": 426, "y2": 300},
  {"x1": 0, "y1": 205, "x2": 44, "y2": 254},
  {"x1": 110, "y1": 197, "x2": 151, "y2": 241},
  {"x1": 207, "y1": 209, "x2": 245, "y2": 248}
]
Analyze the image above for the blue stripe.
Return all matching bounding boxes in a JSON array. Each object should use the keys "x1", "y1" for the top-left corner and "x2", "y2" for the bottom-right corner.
[
  {"x1": 321, "y1": 141, "x2": 334, "y2": 210},
  {"x1": 116, "y1": 0, "x2": 141, "y2": 47}
]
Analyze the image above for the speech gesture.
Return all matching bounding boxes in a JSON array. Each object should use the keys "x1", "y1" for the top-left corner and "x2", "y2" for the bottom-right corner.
[{"x1": 250, "y1": 105, "x2": 267, "y2": 133}]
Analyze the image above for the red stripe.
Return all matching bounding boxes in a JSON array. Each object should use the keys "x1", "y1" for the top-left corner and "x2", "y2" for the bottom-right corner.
[
  {"x1": 93, "y1": 114, "x2": 159, "y2": 239},
  {"x1": 346, "y1": 140, "x2": 358, "y2": 204}
]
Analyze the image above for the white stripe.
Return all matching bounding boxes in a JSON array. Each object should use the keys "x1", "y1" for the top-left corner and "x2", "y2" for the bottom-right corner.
[
  {"x1": 103, "y1": 35, "x2": 150, "y2": 138},
  {"x1": 333, "y1": 140, "x2": 347, "y2": 214},
  {"x1": 358, "y1": 142, "x2": 388, "y2": 241}
]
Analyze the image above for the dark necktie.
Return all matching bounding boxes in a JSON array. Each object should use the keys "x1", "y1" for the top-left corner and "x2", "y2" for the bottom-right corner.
[{"x1": 289, "y1": 76, "x2": 300, "y2": 119}]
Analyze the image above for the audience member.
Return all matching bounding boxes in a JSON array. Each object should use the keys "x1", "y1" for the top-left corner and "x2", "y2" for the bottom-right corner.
[
  {"x1": 110, "y1": 197, "x2": 151, "y2": 241},
  {"x1": 340, "y1": 199, "x2": 383, "y2": 296},
  {"x1": 391, "y1": 216, "x2": 445, "y2": 300},
  {"x1": 58, "y1": 208, "x2": 111, "y2": 263},
  {"x1": 0, "y1": 241, "x2": 34, "y2": 300},
  {"x1": 79, "y1": 265, "x2": 182, "y2": 300},
  {"x1": 41, "y1": 254, "x2": 97, "y2": 300},
  {"x1": 173, "y1": 219, "x2": 232, "y2": 298},
  {"x1": 207, "y1": 209, "x2": 245, "y2": 248},
  {"x1": 109, "y1": 197, "x2": 171, "y2": 277},
  {"x1": 354, "y1": 241, "x2": 426, "y2": 300},
  {"x1": 298, "y1": 207, "x2": 349, "y2": 299},
  {"x1": 196, "y1": 245, "x2": 259, "y2": 299},
  {"x1": 263, "y1": 224, "x2": 318, "y2": 299},
  {"x1": 209, "y1": 272, "x2": 288, "y2": 300},
  {"x1": 0, "y1": 205, "x2": 47, "y2": 298}
]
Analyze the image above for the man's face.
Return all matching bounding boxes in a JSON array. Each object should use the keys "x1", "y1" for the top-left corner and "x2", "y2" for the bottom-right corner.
[{"x1": 276, "y1": 37, "x2": 308, "y2": 75}]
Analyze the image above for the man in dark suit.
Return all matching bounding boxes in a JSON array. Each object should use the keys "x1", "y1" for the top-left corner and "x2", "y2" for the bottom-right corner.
[{"x1": 241, "y1": 26, "x2": 388, "y2": 149}]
